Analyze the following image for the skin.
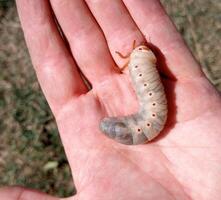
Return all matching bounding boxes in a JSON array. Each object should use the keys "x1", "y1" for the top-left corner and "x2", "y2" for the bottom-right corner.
[{"x1": 2, "y1": 0, "x2": 221, "y2": 199}]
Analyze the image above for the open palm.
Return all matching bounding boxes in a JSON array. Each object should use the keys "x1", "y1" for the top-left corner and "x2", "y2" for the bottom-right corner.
[{"x1": 2, "y1": 0, "x2": 221, "y2": 200}]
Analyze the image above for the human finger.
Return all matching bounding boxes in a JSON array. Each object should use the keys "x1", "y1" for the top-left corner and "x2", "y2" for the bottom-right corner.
[
  {"x1": 85, "y1": 0, "x2": 145, "y2": 69},
  {"x1": 16, "y1": 0, "x2": 88, "y2": 115},
  {"x1": 50, "y1": 0, "x2": 117, "y2": 84}
]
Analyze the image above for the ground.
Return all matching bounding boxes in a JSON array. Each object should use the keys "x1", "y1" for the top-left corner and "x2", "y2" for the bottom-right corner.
[{"x1": 0, "y1": 0, "x2": 220, "y2": 197}]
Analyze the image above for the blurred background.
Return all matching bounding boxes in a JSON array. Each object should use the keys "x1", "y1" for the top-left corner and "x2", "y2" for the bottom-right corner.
[{"x1": 0, "y1": 0, "x2": 220, "y2": 198}]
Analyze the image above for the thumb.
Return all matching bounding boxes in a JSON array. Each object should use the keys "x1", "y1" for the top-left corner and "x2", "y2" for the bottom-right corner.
[{"x1": 0, "y1": 186, "x2": 78, "y2": 200}]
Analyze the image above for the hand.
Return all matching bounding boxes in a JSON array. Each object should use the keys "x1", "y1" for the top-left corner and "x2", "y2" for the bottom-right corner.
[{"x1": 2, "y1": 0, "x2": 221, "y2": 199}]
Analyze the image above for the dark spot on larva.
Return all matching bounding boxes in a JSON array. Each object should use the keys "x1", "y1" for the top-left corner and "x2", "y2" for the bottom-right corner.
[
  {"x1": 139, "y1": 74, "x2": 142, "y2": 77},
  {"x1": 137, "y1": 128, "x2": 141, "y2": 132},
  {"x1": 135, "y1": 65, "x2": 138, "y2": 68},
  {"x1": 147, "y1": 123, "x2": 151, "y2": 127},
  {"x1": 152, "y1": 113, "x2": 156, "y2": 117},
  {"x1": 138, "y1": 48, "x2": 142, "y2": 50},
  {"x1": 144, "y1": 83, "x2": 147, "y2": 87},
  {"x1": 152, "y1": 103, "x2": 156, "y2": 106},
  {"x1": 148, "y1": 92, "x2": 152, "y2": 96}
]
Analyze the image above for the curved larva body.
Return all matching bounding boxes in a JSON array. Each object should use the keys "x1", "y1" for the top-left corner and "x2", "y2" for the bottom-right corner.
[{"x1": 100, "y1": 46, "x2": 168, "y2": 145}]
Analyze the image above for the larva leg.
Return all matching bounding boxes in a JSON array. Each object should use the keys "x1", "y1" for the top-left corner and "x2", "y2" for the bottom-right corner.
[
  {"x1": 116, "y1": 40, "x2": 136, "y2": 59},
  {"x1": 132, "y1": 39, "x2": 136, "y2": 49},
  {"x1": 119, "y1": 60, "x2": 129, "y2": 71},
  {"x1": 115, "y1": 51, "x2": 131, "y2": 59},
  {"x1": 115, "y1": 40, "x2": 136, "y2": 72},
  {"x1": 115, "y1": 53, "x2": 129, "y2": 72}
]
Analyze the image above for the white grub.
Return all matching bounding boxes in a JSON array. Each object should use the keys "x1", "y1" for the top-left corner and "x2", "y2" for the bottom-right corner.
[{"x1": 100, "y1": 45, "x2": 168, "y2": 145}]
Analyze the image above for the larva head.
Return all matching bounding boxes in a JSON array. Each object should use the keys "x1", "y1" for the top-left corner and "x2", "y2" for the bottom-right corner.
[
  {"x1": 135, "y1": 45, "x2": 150, "y2": 52},
  {"x1": 133, "y1": 45, "x2": 157, "y2": 64},
  {"x1": 100, "y1": 118, "x2": 133, "y2": 145}
]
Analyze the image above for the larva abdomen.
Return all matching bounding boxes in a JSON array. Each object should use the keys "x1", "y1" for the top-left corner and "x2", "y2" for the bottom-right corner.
[{"x1": 100, "y1": 45, "x2": 168, "y2": 145}]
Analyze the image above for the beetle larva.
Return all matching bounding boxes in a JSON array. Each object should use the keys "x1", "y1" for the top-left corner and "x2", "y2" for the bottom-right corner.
[{"x1": 100, "y1": 45, "x2": 168, "y2": 145}]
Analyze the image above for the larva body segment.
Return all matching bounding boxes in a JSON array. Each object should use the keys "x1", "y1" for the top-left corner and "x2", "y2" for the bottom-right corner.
[{"x1": 100, "y1": 46, "x2": 168, "y2": 145}]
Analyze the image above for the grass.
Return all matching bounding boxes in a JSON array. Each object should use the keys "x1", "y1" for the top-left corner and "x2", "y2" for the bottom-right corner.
[
  {"x1": 0, "y1": 1, "x2": 74, "y2": 197},
  {"x1": 0, "y1": 0, "x2": 220, "y2": 197},
  {"x1": 162, "y1": 0, "x2": 221, "y2": 90}
]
